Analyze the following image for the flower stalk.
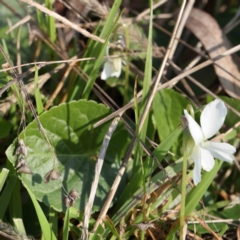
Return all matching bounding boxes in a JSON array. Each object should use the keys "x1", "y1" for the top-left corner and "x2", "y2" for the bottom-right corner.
[
  {"x1": 179, "y1": 150, "x2": 187, "y2": 240},
  {"x1": 179, "y1": 105, "x2": 194, "y2": 240}
]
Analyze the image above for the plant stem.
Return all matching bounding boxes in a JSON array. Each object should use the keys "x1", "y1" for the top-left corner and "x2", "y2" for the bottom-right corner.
[
  {"x1": 123, "y1": 25, "x2": 130, "y2": 105},
  {"x1": 179, "y1": 151, "x2": 187, "y2": 239}
]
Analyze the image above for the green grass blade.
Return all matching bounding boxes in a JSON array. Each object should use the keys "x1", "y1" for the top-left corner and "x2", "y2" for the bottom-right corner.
[
  {"x1": 49, "y1": 208, "x2": 58, "y2": 238},
  {"x1": 82, "y1": 7, "x2": 123, "y2": 99},
  {"x1": 34, "y1": 65, "x2": 44, "y2": 115},
  {"x1": 36, "y1": 6, "x2": 46, "y2": 31},
  {"x1": 104, "y1": 216, "x2": 123, "y2": 240},
  {"x1": 23, "y1": 183, "x2": 57, "y2": 240},
  {"x1": 70, "y1": 0, "x2": 122, "y2": 100},
  {"x1": 98, "y1": 0, "x2": 122, "y2": 39},
  {"x1": 88, "y1": 224, "x2": 105, "y2": 240},
  {"x1": 219, "y1": 225, "x2": 228, "y2": 237},
  {"x1": 139, "y1": 0, "x2": 153, "y2": 140},
  {"x1": 44, "y1": 0, "x2": 56, "y2": 42},
  {"x1": 166, "y1": 160, "x2": 223, "y2": 239},
  {"x1": 68, "y1": 0, "x2": 122, "y2": 100},
  {"x1": 13, "y1": 218, "x2": 26, "y2": 235},
  {"x1": 67, "y1": 24, "x2": 102, "y2": 101},
  {"x1": 9, "y1": 178, "x2": 22, "y2": 218},
  {"x1": 130, "y1": 0, "x2": 153, "y2": 199},
  {"x1": 114, "y1": 127, "x2": 182, "y2": 211},
  {"x1": 185, "y1": 160, "x2": 223, "y2": 215},
  {"x1": 62, "y1": 208, "x2": 70, "y2": 240},
  {"x1": 0, "y1": 168, "x2": 9, "y2": 192},
  {"x1": 0, "y1": 175, "x2": 17, "y2": 219}
]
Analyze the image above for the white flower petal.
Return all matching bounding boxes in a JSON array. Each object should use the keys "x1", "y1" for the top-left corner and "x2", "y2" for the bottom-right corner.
[
  {"x1": 184, "y1": 110, "x2": 204, "y2": 145},
  {"x1": 199, "y1": 146, "x2": 215, "y2": 171},
  {"x1": 203, "y1": 141, "x2": 235, "y2": 163},
  {"x1": 200, "y1": 99, "x2": 227, "y2": 140},
  {"x1": 101, "y1": 60, "x2": 121, "y2": 80},
  {"x1": 106, "y1": 46, "x2": 110, "y2": 56},
  {"x1": 112, "y1": 57, "x2": 122, "y2": 75},
  {"x1": 191, "y1": 146, "x2": 202, "y2": 185}
]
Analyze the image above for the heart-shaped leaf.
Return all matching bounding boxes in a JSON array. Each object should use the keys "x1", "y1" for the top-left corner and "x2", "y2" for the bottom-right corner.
[{"x1": 6, "y1": 100, "x2": 130, "y2": 212}]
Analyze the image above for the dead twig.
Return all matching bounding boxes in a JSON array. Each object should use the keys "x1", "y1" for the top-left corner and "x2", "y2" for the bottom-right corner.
[{"x1": 81, "y1": 116, "x2": 121, "y2": 240}]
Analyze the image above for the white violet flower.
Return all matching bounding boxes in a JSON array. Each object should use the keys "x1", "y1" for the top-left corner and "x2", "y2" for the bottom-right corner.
[
  {"x1": 184, "y1": 99, "x2": 236, "y2": 185},
  {"x1": 101, "y1": 46, "x2": 122, "y2": 80}
]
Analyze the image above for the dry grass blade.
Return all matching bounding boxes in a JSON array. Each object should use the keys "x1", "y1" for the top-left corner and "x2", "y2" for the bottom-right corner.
[
  {"x1": 81, "y1": 116, "x2": 121, "y2": 240},
  {"x1": 138, "y1": 0, "x2": 187, "y2": 132},
  {"x1": 237, "y1": 225, "x2": 240, "y2": 239},
  {"x1": 79, "y1": 0, "x2": 110, "y2": 19},
  {"x1": 0, "y1": 57, "x2": 97, "y2": 73},
  {"x1": 168, "y1": 0, "x2": 195, "y2": 60},
  {"x1": 21, "y1": 0, "x2": 106, "y2": 44},
  {"x1": 44, "y1": 61, "x2": 76, "y2": 110},
  {"x1": 168, "y1": 60, "x2": 240, "y2": 118},
  {"x1": 92, "y1": 136, "x2": 136, "y2": 233},
  {"x1": 0, "y1": 62, "x2": 66, "y2": 115},
  {"x1": 189, "y1": 216, "x2": 223, "y2": 240},
  {"x1": 5, "y1": 15, "x2": 31, "y2": 34},
  {"x1": 185, "y1": 8, "x2": 240, "y2": 99},
  {"x1": 16, "y1": 25, "x2": 22, "y2": 74},
  {"x1": 223, "y1": 7, "x2": 240, "y2": 34},
  {"x1": 135, "y1": 0, "x2": 168, "y2": 22}
]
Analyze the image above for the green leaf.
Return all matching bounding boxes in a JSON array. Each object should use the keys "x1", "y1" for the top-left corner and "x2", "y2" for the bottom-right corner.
[
  {"x1": 63, "y1": 208, "x2": 70, "y2": 240},
  {"x1": 188, "y1": 222, "x2": 227, "y2": 235},
  {"x1": 153, "y1": 89, "x2": 191, "y2": 155},
  {"x1": 219, "y1": 204, "x2": 240, "y2": 219},
  {"x1": 23, "y1": 183, "x2": 57, "y2": 240},
  {"x1": 154, "y1": 126, "x2": 182, "y2": 162},
  {"x1": 0, "y1": 175, "x2": 17, "y2": 219},
  {"x1": 49, "y1": 208, "x2": 58, "y2": 237},
  {"x1": 0, "y1": 117, "x2": 12, "y2": 138},
  {"x1": 9, "y1": 178, "x2": 22, "y2": 218},
  {"x1": 0, "y1": 168, "x2": 9, "y2": 191},
  {"x1": 6, "y1": 100, "x2": 130, "y2": 212},
  {"x1": 34, "y1": 65, "x2": 44, "y2": 115}
]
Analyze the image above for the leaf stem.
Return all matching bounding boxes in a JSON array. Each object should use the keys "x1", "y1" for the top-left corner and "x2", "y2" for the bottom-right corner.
[{"x1": 179, "y1": 150, "x2": 187, "y2": 239}]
